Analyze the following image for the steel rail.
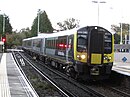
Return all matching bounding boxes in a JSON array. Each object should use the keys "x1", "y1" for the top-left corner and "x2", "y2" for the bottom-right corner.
[
  {"x1": 17, "y1": 51, "x2": 76, "y2": 97},
  {"x1": 20, "y1": 52, "x2": 106, "y2": 97},
  {"x1": 12, "y1": 51, "x2": 39, "y2": 97}
]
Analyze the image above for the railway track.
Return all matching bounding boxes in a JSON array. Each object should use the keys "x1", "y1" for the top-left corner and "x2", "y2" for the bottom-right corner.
[
  {"x1": 81, "y1": 72, "x2": 130, "y2": 97},
  {"x1": 12, "y1": 51, "x2": 107, "y2": 97},
  {"x1": 12, "y1": 51, "x2": 130, "y2": 97},
  {"x1": 84, "y1": 81, "x2": 130, "y2": 97},
  {"x1": 107, "y1": 86, "x2": 130, "y2": 97}
]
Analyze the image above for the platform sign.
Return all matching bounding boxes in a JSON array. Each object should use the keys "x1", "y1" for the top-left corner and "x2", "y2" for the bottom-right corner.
[{"x1": 122, "y1": 57, "x2": 127, "y2": 62}]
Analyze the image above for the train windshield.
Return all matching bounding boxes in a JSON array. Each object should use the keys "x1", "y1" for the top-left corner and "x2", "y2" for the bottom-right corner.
[
  {"x1": 104, "y1": 31, "x2": 112, "y2": 53},
  {"x1": 90, "y1": 29, "x2": 104, "y2": 53},
  {"x1": 90, "y1": 27, "x2": 112, "y2": 54},
  {"x1": 77, "y1": 27, "x2": 112, "y2": 54},
  {"x1": 77, "y1": 27, "x2": 88, "y2": 52}
]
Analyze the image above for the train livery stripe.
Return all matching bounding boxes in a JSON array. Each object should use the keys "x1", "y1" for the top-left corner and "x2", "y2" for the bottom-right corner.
[{"x1": 74, "y1": 32, "x2": 77, "y2": 61}]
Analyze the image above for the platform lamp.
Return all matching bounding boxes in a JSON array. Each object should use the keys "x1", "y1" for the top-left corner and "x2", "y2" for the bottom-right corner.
[
  {"x1": 92, "y1": 0, "x2": 106, "y2": 25},
  {"x1": 2, "y1": 14, "x2": 6, "y2": 52},
  {"x1": 129, "y1": 24, "x2": 130, "y2": 44},
  {"x1": 120, "y1": 21, "x2": 123, "y2": 44},
  {"x1": 0, "y1": 10, "x2": 6, "y2": 52}
]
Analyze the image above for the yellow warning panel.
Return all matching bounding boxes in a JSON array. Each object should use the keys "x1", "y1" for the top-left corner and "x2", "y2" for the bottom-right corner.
[{"x1": 91, "y1": 54, "x2": 101, "y2": 64}]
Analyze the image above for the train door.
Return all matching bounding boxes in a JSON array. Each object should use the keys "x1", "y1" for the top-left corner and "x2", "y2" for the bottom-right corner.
[
  {"x1": 67, "y1": 35, "x2": 74, "y2": 62},
  {"x1": 88, "y1": 27, "x2": 104, "y2": 65}
]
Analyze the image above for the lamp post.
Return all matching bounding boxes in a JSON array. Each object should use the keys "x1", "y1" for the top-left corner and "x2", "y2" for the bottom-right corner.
[
  {"x1": 0, "y1": 11, "x2": 6, "y2": 39},
  {"x1": 0, "y1": 10, "x2": 6, "y2": 52},
  {"x1": 92, "y1": 0, "x2": 106, "y2": 25},
  {"x1": 0, "y1": 10, "x2": 2, "y2": 40},
  {"x1": 120, "y1": 23, "x2": 123, "y2": 44},
  {"x1": 37, "y1": 9, "x2": 41, "y2": 35},
  {"x1": 3, "y1": 14, "x2": 6, "y2": 35},
  {"x1": 129, "y1": 24, "x2": 130, "y2": 44},
  {"x1": 120, "y1": 17, "x2": 123, "y2": 44}
]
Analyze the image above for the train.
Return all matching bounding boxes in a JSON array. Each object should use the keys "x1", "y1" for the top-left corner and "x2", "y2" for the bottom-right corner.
[{"x1": 22, "y1": 26, "x2": 114, "y2": 80}]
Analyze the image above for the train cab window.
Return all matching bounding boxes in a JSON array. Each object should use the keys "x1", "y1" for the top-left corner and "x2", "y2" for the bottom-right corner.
[
  {"x1": 104, "y1": 32, "x2": 112, "y2": 53},
  {"x1": 77, "y1": 28, "x2": 88, "y2": 52},
  {"x1": 90, "y1": 29, "x2": 104, "y2": 53},
  {"x1": 90, "y1": 27, "x2": 112, "y2": 54}
]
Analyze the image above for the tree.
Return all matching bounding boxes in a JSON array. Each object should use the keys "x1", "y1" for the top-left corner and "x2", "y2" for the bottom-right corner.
[
  {"x1": 31, "y1": 10, "x2": 53, "y2": 37},
  {"x1": 0, "y1": 15, "x2": 12, "y2": 35},
  {"x1": 20, "y1": 27, "x2": 32, "y2": 38},
  {"x1": 111, "y1": 24, "x2": 120, "y2": 33},
  {"x1": 114, "y1": 33, "x2": 120, "y2": 44},
  {"x1": 6, "y1": 27, "x2": 32, "y2": 49},
  {"x1": 57, "y1": 18, "x2": 80, "y2": 31},
  {"x1": 6, "y1": 33, "x2": 19, "y2": 48},
  {"x1": 111, "y1": 23, "x2": 130, "y2": 44}
]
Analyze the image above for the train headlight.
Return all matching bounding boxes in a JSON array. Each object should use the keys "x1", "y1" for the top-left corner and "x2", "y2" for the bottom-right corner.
[
  {"x1": 77, "y1": 55, "x2": 80, "y2": 58},
  {"x1": 77, "y1": 55, "x2": 81, "y2": 60},
  {"x1": 81, "y1": 54, "x2": 86, "y2": 60},
  {"x1": 104, "y1": 56, "x2": 108, "y2": 60},
  {"x1": 77, "y1": 54, "x2": 86, "y2": 60},
  {"x1": 109, "y1": 56, "x2": 112, "y2": 60},
  {"x1": 104, "y1": 55, "x2": 112, "y2": 61}
]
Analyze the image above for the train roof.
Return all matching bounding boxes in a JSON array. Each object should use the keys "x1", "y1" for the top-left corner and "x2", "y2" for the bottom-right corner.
[
  {"x1": 23, "y1": 26, "x2": 112, "y2": 41},
  {"x1": 23, "y1": 28, "x2": 77, "y2": 41},
  {"x1": 22, "y1": 34, "x2": 48, "y2": 41},
  {"x1": 45, "y1": 28, "x2": 77, "y2": 38}
]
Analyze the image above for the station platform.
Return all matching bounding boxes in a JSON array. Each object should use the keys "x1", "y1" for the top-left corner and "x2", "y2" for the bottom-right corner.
[
  {"x1": 113, "y1": 62, "x2": 130, "y2": 76},
  {"x1": 0, "y1": 53, "x2": 39, "y2": 97}
]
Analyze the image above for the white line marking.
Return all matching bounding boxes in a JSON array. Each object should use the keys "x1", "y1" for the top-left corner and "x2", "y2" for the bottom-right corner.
[{"x1": 0, "y1": 53, "x2": 11, "y2": 97}]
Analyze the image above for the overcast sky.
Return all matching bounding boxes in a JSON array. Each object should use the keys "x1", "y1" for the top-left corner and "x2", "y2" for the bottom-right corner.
[{"x1": 0, "y1": 0, "x2": 130, "y2": 31}]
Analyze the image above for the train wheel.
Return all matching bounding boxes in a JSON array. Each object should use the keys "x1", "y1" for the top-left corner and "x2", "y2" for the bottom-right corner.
[
  {"x1": 39, "y1": 56, "x2": 42, "y2": 61},
  {"x1": 55, "y1": 62, "x2": 59, "y2": 69},
  {"x1": 33, "y1": 56, "x2": 36, "y2": 60},
  {"x1": 51, "y1": 61, "x2": 55, "y2": 67},
  {"x1": 66, "y1": 67, "x2": 76, "y2": 78},
  {"x1": 45, "y1": 58, "x2": 49, "y2": 65}
]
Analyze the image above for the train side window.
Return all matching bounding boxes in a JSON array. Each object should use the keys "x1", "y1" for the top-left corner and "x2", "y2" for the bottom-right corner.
[
  {"x1": 54, "y1": 39, "x2": 56, "y2": 49},
  {"x1": 57, "y1": 36, "x2": 67, "y2": 50},
  {"x1": 36, "y1": 40, "x2": 41, "y2": 47},
  {"x1": 46, "y1": 39, "x2": 47, "y2": 47},
  {"x1": 26, "y1": 40, "x2": 31, "y2": 47},
  {"x1": 48, "y1": 40, "x2": 50, "y2": 48}
]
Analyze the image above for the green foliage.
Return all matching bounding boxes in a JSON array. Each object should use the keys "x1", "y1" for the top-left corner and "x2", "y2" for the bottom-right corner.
[
  {"x1": 111, "y1": 23, "x2": 130, "y2": 44},
  {"x1": 57, "y1": 18, "x2": 80, "y2": 31},
  {"x1": 114, "y1": 33, "x2": 120, "y2": 44},
  {"x1": 0, "y1": 15, "x2": 12, "y2": 35},
  {"x1": 111, "y1": 24, "x2": 120, "y2": 33},
  {"x1": 6, "y1": 28, "x2": 31, "y2": 48},
  {"x1": 6, "y1": 10, "x2": 54, "y2": 48},
  {"x1": 31, "y1": 10, "x2": 53, "y2": 37},
  {"x1": 20, "y1": 27, "x2": 32, "y2": 38}
]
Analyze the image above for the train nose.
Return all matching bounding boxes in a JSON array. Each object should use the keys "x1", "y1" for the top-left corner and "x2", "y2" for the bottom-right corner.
[{"x1": 90, "y1": 66, "x2": 99, "y2": 75}]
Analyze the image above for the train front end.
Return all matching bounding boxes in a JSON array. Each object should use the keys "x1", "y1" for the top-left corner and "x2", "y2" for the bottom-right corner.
[{"x1": 74, "y1": 26, "x2": 114, "y2": 80}]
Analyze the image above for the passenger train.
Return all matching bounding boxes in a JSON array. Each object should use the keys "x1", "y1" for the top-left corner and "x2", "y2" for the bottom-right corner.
[{"x1": 22, "y1": 26, "x2": 114, "y2": 80}]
